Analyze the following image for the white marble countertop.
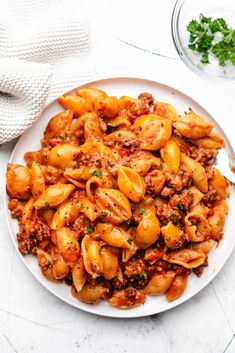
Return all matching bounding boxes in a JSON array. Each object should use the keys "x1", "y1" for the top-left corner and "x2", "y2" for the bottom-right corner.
[{"x1": 1, "y1": 1, "x2": 235, "y2": 352}]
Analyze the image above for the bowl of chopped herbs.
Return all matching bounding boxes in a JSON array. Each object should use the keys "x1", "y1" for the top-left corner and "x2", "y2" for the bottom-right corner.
[{"x1": 171, "y1": 0, "x2": 235, "y2": 79}]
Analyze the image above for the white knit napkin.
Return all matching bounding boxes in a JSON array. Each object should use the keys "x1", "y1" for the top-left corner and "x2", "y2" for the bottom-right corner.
[{"x1": 0, "y1": 0, "x2": 94, "y2": 144}]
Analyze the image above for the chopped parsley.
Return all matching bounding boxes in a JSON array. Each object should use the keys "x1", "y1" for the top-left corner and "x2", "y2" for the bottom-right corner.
[
  {"x1": 101, "y1": 211, "x2": 108, "y2": 217},
  {"x1": 44, "y1": 201, "x2": 50, "y2": 207},
  {"x1": 92, "y1": 170, "x2": 102, "y2": 177},
  {"x1": 175, "y1": 203, "x2": 186, "y2": 214},
  {"x1": 60, "y1": 135, "x2": 67, "y2": 141},
  {"x1": 138, "y1": 208, "x2": 146, "y2": 215},
  {"x1": 139, "y1": 271, "x2": 148, "y2": 279},
  {"x1": 127, "y1": 237, "x2": 134, "y2": 244},
  {"x1": 187, "y1": 14, "x2": 235, "y2": 66},
  {"x1": 183, "y1": 137, "x2": 192, "y2": 144},
  {"x1": 159, "y1": 162, "x2": 163, "y2": 170},
  {"x1": 86, "y1": 225, "x2": 95, "y2": 233}
]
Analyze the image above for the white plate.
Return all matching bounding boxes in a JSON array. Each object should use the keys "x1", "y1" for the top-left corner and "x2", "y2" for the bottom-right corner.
[{"x1": 4, "y1": 77, "x2": 235, "y2": 318}]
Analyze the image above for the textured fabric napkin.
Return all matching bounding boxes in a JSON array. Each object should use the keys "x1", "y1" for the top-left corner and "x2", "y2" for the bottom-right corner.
[{"x1": 0, "y1": 0, "x2": 93, "y2": 144}]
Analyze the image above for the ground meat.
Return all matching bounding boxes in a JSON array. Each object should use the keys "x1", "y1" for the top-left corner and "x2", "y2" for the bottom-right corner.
[
  {"x1": 190, "y1": 147, "x2": 218, "y2": 166},
  {"x1": 144, "y1": 244, "x2": 167, "y2": 264},
  {"x1": 179, "y1": 164, "x2": 193, "y2": 187},
  {"x1": 202, "y1": 185, "x2": 219, "y2": 206},
  {"x1": 8, "y1": 198, "x2": 23, "y2": 219},
  {"x1": 170, "y1": 190, "x2": 193, "y2": 212},
  {"x1": 29, "y1": 216, "x2": 51, "y2": 241},
  {"x1": 138, "y1": 92, "x2": 154, "y2": 106},
  {"x1": 205, "y1": 166, "x2": 215, "y2": 180},
  {"x1": 160, "y1": 186, "x2": 175, "y2": 198},
  {"x1": 124, "y1": 256, "x2": 147, "y2": 278},
  {"x1": 43, "y1": 165, "x2": 65, "y2": 184},
  {"x1": 17, "y1": 232, "x2": 38, "y2": 255},
  {"x1": 155, "y1": 204, "x2": 182, "y2": 225}
]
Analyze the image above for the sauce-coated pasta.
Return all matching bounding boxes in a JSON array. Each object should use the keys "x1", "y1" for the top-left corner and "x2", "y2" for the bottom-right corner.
[{"x1": 6, "y1": 88, "x2": 229, "y2": 309}]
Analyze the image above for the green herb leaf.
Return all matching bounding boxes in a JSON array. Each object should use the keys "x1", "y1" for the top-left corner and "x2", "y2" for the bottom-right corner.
[
  {"x1": 175, "y1": 203, "x2": 185, "y2": 214},
  {"x1": 139, "y1": 271, "x2": 148, "y2": 279},
  {"x1": 127, "y1": 237, "x2": 133, "y2": 244},
  {"x1": 183, "y1": 137, "x2": 192, "y2": 143},
  {"x1": 92, "y1": 170, "x2": 102, "y2": 177},
  {"x1": 159, "y1": 162, "x2": 163, "y2": 170},
  {"x1": 138, "y1": 208, "x2": 146, "y2": 215},
  {"x1": 201, "y1": 52, "x2": 210, "y2": 64},
  {"x1": 101, "y1": 211, "x2": 108, "y2": 217},
  {"x1": 44, "y1": 201, "x2": 50, "y2": 207},
  {"x1": 60, "y1": 135, "x2": 67, "y2": 141},
  {"x1": 86, "y1": 225, "x2": 95, "y2": 233}
]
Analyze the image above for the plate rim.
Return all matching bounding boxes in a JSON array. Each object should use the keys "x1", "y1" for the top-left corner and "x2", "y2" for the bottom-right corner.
[{"x1": 4, "y1": 76, "x2": 235, "y2": 318}]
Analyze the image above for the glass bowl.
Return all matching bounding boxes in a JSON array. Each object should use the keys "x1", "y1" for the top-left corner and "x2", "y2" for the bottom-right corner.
[{"x1": 171, "y1": 0, "x2": 235, "y2": 80}]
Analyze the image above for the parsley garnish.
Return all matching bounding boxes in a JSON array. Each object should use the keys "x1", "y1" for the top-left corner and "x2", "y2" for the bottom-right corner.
[
  {"x1": 159, "y1": 162, "x2": 163, "y2": 170},
  {"x1": 44, "y1": 201, "x2": 50, "y2": 207},
  {"x1": 60, "y1": 135, "x2": 67, "y2": 141},
  {"x1": 127, "y1": 237, "x2": 133, "y2": 244},
  {"x1": 101, "y1": 211, "x2": 108, "y2": 217},
  {"x1": 187, "y1": 14, "x2": 235, "y2": 66},
  {"x1": 92, "y1": 170, "x2": 102, "y2": 177},
  {"x1": 183, "y1": 137, "x2": 192, "y2": 144},
  {"x1": 86, "y1": 225, "x2": 95, "y2": 233},
  {"x1": 175, "y1": 203, "x2": 186, "y2": 214},
  {"x1": 139, "y1": 271, "x2": 148, "y2": 279},
  {"x1": 138, "y1": 208, "x2": 146, "y2": 215}
]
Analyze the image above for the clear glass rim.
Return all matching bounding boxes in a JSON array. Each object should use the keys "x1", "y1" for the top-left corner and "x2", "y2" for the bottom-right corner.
[{"x1": 171, "y1": 0, "x2": 235, "y2": 81}]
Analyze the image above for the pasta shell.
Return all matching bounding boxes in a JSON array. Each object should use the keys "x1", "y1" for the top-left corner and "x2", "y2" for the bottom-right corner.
[
  {"x1": 76, "y1": 87, "x2": 107, "y2": 104},
  {"x1": 84, "y1": 119, "x2": 103, "y2": 140},
  {"x1": 34, "y1": 184, "x2": 75, "y2": 209},
  {"x1": 162, "y1": 249, "x2": 206, "y2": 269},
  {"x1": 122, "y1": 248, "x2": 137, "y2": 263},
  {"x1": 109, "y1": 288, "x2": 146, "y2": 309},
  {"x1": 72, "y1": 256, "x2": 87, "y2": 292},
  {"x1": 118, "y1": 95, "x2": 138, "y2": 110},
  {"x1": 94, "y1": 96, "x2": 119, "y2": 118},
  {"x1": 69, "y1": 112, "x2": 97, "y2": 134},
  {"x1": 189, "y1": 240, "x2": 214, "y2": 253},
  {"x1": 143, "y1": 271, "x2": 175, "y2": 295},
  {"x1": 72, "y1": 282, "x2": 107, "y2": 304},
  {"x1": 160, "y1": 138, "x2": 180, "y2": 174},
  {"x1": 101, "y1": 246, "x2": 119, "y2": 280},
  {"x1": 193, "y1": 133, "x2": 224, "y2": 149},
  {"x1": 181, "y1": 153, "x2": 208, "y2": 193},
  {"x1": 165, "y1": 275, "x2": 188, "y2": 302},
  {"x1": 97, "y1": 223, "x2": 133, "y2": 249},
  {"x1": 6, "y1": 164, "x2": 31, "y2": 199},
  {"x1": 31, "y1": 161, "x2": 45, "y2": 198},
  {"x1": 147, "y1": 170, "x2": 166, "y2": 194},
  {"x1": 52, "y1": 255, "x2": 70, "y2": 279},
  {"x1": 104, "y1": 130, "x2": 135, "y2": 145},
  {"x1": 136, "y1": 207, "x2": 160, "y2": 249},
  {"x1": 42, "y1": 208, "x2": 55, "y2": 227},
  {"x1": 48, "y1": 143, "x2": 81, "y2": 169},
  {"x1": 135, "y1": 114, "x2": 172, "y2": 150},
  {"x1": 95, "y1": 188, "x2": 131, "y2": 224},
  {"x1": 154, "y1": 101, "x2": 178, "y2": 121},
  {"x1": 107, "y1": 116, "x2": 131, "y2": 128},
  {"x1": 50, "y1": 201, "x2": 80, "y2": 230},
  {"x1": 81, "y1": 235, "x2": 103, "y2": 278},
  {"x1": 118, "y1": 166, "x2": 145, "y2": 202},
  {"x1": 22, "y1": 198, "x2": 34, "y2": 224},
  {"x1": 173, "y1": 112, "x2": 213, "y2": 139},
  {"x1": 209, "y1": 168, "x2": 227, "y2": 199},
  {"x1": 43, "y1": 110, "x2": 73, "y2": 142},
  {"x1": 144, "y1": 245, "x2": 166, "y2": 265},
  {"x1": 184, "y1": 212, "x2": 211, "y2": 242},
  {"x1": 208, "y1": 200, "x2": 228, "y2": 240},
  {"x1": 56, "y1": 227, "x2": 80, "y2": 267},
  {"x1": 58, "y1": 95, "x2": 93, "y2": 117},
  {"x1": 161, "y1": 222, "x2": 184, "y2": 248},
  {"x1": 188, "y1": 186, "x2": 204, "y2": 207}
]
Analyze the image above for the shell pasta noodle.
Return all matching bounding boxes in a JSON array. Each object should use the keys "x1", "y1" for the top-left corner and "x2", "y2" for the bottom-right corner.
[{"x1": 6, "y1": 87, "x2": 229, "y2": 310}]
